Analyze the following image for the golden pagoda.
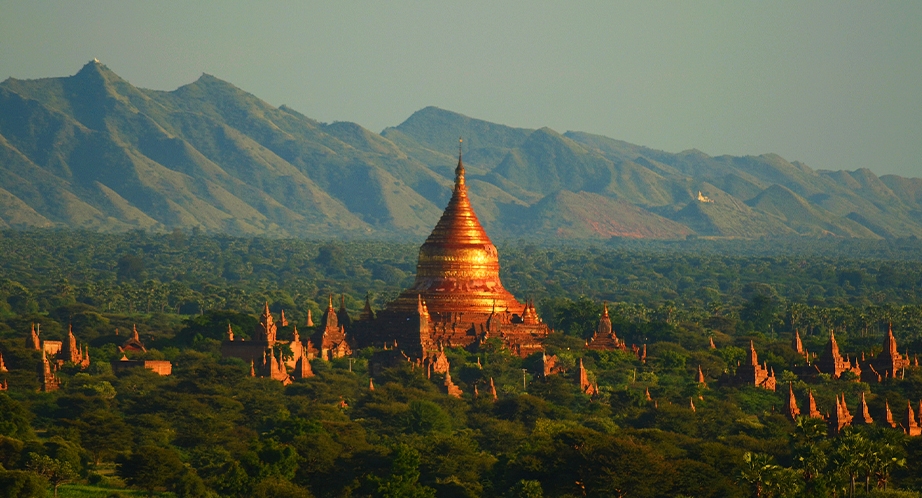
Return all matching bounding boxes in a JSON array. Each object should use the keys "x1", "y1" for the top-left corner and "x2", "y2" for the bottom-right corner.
[
  {"x1": 357, "y1": 140, "x2": 549, "y2": 357},
  {"x1": 387, "y1": 141, "x2": 522, "y2": 314}
]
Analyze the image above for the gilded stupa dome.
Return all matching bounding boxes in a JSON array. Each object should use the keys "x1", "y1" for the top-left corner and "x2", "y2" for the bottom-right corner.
[{"x1": 388, "y1": 143, "x2": 523, "y2": 315}]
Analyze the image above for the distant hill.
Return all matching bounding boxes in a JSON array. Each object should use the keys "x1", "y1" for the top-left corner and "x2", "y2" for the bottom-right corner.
[{"x1": 1, "y1": 61, "x2": 921, "y2": 240}]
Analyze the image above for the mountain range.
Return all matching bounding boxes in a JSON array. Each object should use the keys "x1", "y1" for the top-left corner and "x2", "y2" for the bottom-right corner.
[{"x1": 1, "y1": 60, "x2": 920, "y2": 240}]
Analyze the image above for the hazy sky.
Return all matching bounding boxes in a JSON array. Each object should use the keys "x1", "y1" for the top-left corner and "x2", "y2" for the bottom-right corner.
[{"x1": 2, "y1": 1, "x2": 920, "y2": 177}]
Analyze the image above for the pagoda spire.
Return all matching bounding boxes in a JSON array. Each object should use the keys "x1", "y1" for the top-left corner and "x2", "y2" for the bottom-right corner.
[
  {"x1": 854, "y1": 392, "x2": 873, "y2": 425},
  {"x1": 28, "y1": 323, "x2": 40, "y2": 350},
  {"x1": 807, "y1": 390, "x2": 822, "y2": 418},
  {"x1": 747, "y1": 340, "x2": 758, "y2": 366},
  {"x1": 884, "y1": 399, "x2": 896, "y2": 428},
  {"x1": 456, "y1": 137, "x2": 465, "y2": 186},
  {"x1": 360, "y1": 294, "x2": 375, "y2": 321},
  {"x1": 885, "y1": 323, "x2": 898, "y2": 356},
  {"x1": 784, "y1": 382, "x2": 800, "y2": 420},
  {"x1": 903, "y1": 402, "x2": 921, "y2": 436},
  {"x1": 388, "y1": 139, "x2": 522, "y2": 315}
]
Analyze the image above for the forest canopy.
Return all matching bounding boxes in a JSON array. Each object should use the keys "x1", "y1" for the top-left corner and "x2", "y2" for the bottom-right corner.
[{"x1": 0, "y1": 229, "x2": 921, "y2": 497}]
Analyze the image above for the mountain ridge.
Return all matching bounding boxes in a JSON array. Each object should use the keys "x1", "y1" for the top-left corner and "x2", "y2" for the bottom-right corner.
[{"x1": 1, "y1": 61, "x2": 920, "y2": 240}]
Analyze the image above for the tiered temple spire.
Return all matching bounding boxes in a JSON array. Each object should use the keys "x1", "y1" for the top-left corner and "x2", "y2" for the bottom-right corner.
[
  {"x1": 696, "y1": 365, "x2": 707, "y2": 387},
  {"x1": 784, "y1": 383, "x2": 800, "y2": 420},
  {"x1": 578, "y1": 358, "x2": 597, "y2": 396},
  {"x1": 903, "y1": 402, "x2": 921, "y2": 436},
  {"x1": 386, "y1": 142, "x2": 524, "y2": 315},
  {"x1": 853, "y1": 392, "x2": 874, "y2": 425},
  {"x1": 721, "y1": 340, "x2": 775, "y2": 391},
  {"x1": 828, "y1": 394, "x2": 853, "y2": 436}
]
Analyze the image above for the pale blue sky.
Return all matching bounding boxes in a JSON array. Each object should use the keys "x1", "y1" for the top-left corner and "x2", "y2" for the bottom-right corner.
[{"x1": 2, "y1": 1, "x2": 920, "y2": 177}]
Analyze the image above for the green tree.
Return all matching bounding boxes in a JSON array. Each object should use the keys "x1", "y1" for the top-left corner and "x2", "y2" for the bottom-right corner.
[
  {"x1": 405, "y1": 400, "x2": 451, "y2": 435},
  {"x1": 0, "y1": 469, "x2": 47, "y2": 498},
  {"x1": 0, "y1": 394, "x2": 34, "y2": 439},
  {"x1": 117, "y1": 445, "x2": 186, "y2": 495},
  {"x1": 374, "y1": 444, "x2": 436, "y2": 498},
  {"x1": 26, "y1": 453, "x2": 77, "y2": 498}
]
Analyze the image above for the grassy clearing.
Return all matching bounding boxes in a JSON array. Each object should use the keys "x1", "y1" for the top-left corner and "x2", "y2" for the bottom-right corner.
[{"x1": 55, "y1": 484, "x2": 172, "y2": 498}]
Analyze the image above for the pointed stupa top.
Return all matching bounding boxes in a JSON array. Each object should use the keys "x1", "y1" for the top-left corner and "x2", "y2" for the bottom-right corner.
[
  {"x1": 807, "y1": 390, "x2": 822, "y2": 418},
  {"x1": 884, "y1": 399, "x2": 896, "y2": 428},
  {"x1": 854, "y1": 391, "x2": 873, "y2": 425},
  {"x1": 360, "y1": 294, "x2": 375, "y2": 321},
  {"x1": 826, "y1": 329, "x2": 840, "y2": 357},
  {"x1": 747, "y1": 340, "x2": 759, "y2": 366},
  {"x1": 784, "y1": 382, "x2": 800, "y2": 420},
  {"x1": 389, "y1": 139, "x2": 521, "y2": 314},
  {"x1": 884, "y1": 324, "x2": 899, "y2": 356}
]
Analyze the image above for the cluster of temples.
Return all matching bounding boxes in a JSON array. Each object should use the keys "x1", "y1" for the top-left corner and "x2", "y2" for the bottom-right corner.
[
  {"x1": 221, "y1": 302, "x2": 316, "y2": 385},
  {"x1": 709, "y1": 325, "x2": 919, "y2": 393},
  {"x1": 691, "y1": 325, "x2": 921, "y2": 437},
  {"x1": 0, "y1": 323, "x2": 173, "y2": 392},
  {"x1": 27, "y1": 323, "x2": 91, "y2": 392},
  {"x1": 719, "y1": 340, "x2": 778, "y2": 391},
  {"x1": 223, "y1": 146, "x2": 553, "y2": 382},
  {"x1": 215, "y1": 147, "x2": 920, "y2": 436},
  {"x1": 783, "y1": 386, "x2": 922, "y2": 437},
  {"x1": 791, "y1": 327, "x2": 918, "y2": 382}
]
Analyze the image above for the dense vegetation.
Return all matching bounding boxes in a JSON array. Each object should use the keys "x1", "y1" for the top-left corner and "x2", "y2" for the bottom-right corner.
[{"x1": 0, "y1": 230, "x2": 921, "y2": 496}]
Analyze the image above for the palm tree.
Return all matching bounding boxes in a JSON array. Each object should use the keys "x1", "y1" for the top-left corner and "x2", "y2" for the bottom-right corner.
[
  {"x1": 833, "y1": 430, "x2": 872, "y2": 498},
  {"x1": 738, "y1": 452, "x2": 778, "y2": 498}
]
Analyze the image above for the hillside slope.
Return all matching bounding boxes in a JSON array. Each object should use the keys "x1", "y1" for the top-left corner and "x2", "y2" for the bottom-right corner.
[{"x1": 1, "y1": 61, "x2": 920, "y2": 240}]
